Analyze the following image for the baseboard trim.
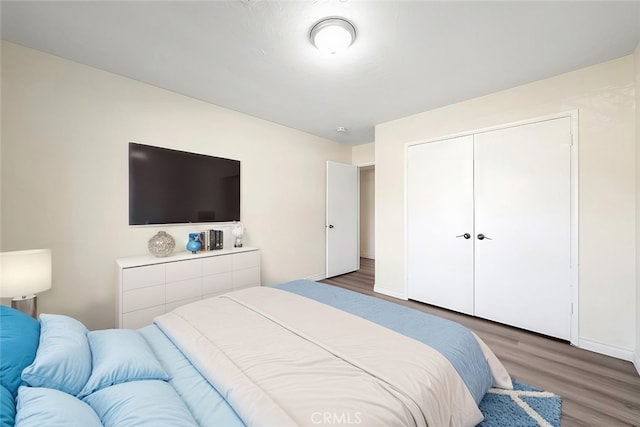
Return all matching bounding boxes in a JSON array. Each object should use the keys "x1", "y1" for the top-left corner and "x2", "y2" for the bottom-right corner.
[
  {"x1": 305, "y1": 273, "x2": 327, "y2": 282},
  {"x1": 373, "y1": 284, "x2": 407, "y2": 300},
  {"x1": 633, "y1": 352, "x2": 640, "y2": 376},
  {"x1": 578, "y1": 338, "x2": 634, "y2": 362}
]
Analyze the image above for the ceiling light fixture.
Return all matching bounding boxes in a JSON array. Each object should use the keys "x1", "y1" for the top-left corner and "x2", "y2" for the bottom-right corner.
[{"x1": 310, "y1": 17, "x2": 356, "y2": 55}]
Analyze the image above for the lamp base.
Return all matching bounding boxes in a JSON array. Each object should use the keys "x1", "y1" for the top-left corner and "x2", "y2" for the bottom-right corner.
[{"x1": 11, "y1": 295, "x2": 37, "y2": 318}]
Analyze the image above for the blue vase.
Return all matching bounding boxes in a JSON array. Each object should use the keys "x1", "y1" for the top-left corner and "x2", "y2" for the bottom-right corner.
[{"x1": 186, "y1": 235, "x2": 201, "y2": 254}]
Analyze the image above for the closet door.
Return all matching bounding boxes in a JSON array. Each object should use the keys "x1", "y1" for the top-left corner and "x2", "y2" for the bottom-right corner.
[
  {"x1": 474, "y1": 117, "x2": 572, "y2": 340},
  {"x1": 407, "y1": 135, "x2": 474, "y2": 315}
]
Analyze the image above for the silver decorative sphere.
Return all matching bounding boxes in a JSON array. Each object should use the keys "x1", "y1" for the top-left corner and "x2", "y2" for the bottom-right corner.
[{"x1": 148, "y1": 231, "x2": 175, "y2": 257}]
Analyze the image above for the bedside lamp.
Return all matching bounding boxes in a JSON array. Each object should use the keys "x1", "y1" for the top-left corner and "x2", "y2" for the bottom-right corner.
[{"x1": 0, "y1": 249, "x2": 52, "y2": 318}]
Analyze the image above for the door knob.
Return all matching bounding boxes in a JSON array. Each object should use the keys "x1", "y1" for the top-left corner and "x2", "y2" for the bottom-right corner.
[
  {"x1": 456, "y1": 233, "x2": 471, "y2": 239},
  {"x1": 328, "y1": 224, "x2": 334, "y2": 229},
  {"x1": 477, "y1": 233, "x2": 492, "y2": 240}
]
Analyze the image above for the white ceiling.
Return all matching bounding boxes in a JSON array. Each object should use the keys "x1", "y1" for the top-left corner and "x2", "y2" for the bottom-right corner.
[{"x1": 2, "y1": 1, "x2": 639, "y2": 146}]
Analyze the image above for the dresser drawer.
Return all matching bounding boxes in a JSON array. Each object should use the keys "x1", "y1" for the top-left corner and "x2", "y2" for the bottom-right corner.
[
  {"x1": 122, "y1": 264, "x2": 165, "y2": 291},
  {"x1": 122, "y1": 305, "x2": 165, "y2": 329},
  {"x1": 166, "y1": 278, "x2": 202, "y2": 304},
  {"x1": 166, "y1": 258, "x2": 201, "y2": 282},
  {"x1": 202, "y1": 271, "x2": 233, "y2": 295},
  {"x1": 233, "y1": 251, "x2": 260, "y2": 270},
  {"x1": 123, "y1": 284, "x2": 165, "y2": 313},
  {"x1": 202, "y1": 255, "x2": 233, "y2": 275},
  {"x1": 233, "y1": 266, "x2": 260, "y2": 288}
]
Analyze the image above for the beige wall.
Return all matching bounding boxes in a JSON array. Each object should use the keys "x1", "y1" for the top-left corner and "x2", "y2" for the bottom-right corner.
[
  {"x1": 353, "y1": 143, "x2": 375, "y2": 260},
  {"x1": 376, "y1": 56, "x2": 636, "y2": 355},
  {"x1": 359, "y1": 166, "x2": 375, "y2": 259},
  {"x1": 0, "y1": 42, "x2": 351, "y2": 329},
  {"x1": 352, "y1": 142, "x2": 374, "y2": 166}
]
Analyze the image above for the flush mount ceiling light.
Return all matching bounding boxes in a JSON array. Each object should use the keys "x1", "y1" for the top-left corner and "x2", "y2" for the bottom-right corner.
[{"x1": 310, "y1": 17, "x2": 356, "y2": 55}]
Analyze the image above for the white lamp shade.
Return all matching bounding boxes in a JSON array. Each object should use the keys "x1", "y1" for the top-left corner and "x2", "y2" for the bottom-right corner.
[
  {"x1": 311, "y1": 18, "x2": 356, "y2": 55},
  {"x1": 0, "y1": 249, "x2": 52, "y2": 297}
]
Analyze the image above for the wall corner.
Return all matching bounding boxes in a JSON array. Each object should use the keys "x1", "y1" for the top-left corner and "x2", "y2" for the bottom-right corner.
[
  {"x1": 351, "y1": 142, "x2": 375, "y2": 166},
  {"x1": 634, "y1": 41, "x2": 640, "y2": 374}
]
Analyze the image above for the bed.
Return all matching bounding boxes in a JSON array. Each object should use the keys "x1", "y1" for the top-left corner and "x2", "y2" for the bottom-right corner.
[{"x1": 1, "y1": 280, "x2": 513, "y2": 427}]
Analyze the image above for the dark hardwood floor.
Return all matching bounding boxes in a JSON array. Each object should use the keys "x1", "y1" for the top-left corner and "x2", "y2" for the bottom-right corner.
[{"x1": 321, "y1": 258, "x2": 640, "y2": 426}]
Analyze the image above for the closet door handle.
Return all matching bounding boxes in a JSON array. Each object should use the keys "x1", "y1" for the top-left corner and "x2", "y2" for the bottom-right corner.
[
  {"x1": 477, "y1": 233, "x2": 492, "y2": 240},
  {"x1": 456, "y1": 233, "x2": 471, "y2": 239}
]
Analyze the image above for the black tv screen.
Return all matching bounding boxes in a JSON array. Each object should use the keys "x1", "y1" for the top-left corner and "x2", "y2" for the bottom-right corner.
[{"x1": 129, "y1": 143, "x2": 240, "y2": 225}]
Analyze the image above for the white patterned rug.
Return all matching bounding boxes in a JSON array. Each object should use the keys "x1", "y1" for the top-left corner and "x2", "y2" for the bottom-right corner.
[{"x1": 478, "y1": 379, "x2": 561, "y2": 427}]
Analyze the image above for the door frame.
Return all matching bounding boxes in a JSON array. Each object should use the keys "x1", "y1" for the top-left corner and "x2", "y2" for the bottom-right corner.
[{"x1": 404, "y1": 110, "x2": 579, "y2": 345}]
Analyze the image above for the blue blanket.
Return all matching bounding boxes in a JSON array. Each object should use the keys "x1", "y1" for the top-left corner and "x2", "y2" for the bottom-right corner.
[
  {"x1": 274, "y1": 280, "x2": 493, "y2": 404},
  {"x1": 140, "y1": 326, "x2": 244, "y2": 427}
]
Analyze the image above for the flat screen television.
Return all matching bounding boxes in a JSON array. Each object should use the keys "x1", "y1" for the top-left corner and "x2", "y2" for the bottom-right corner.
[{"x1": 129, "y1": 143, "x2": 240, "y2": 225}]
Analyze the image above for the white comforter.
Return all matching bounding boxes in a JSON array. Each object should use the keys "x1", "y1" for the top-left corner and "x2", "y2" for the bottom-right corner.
[{"x1": 155, "y1": 287, "x2": 484, "y2": 427}]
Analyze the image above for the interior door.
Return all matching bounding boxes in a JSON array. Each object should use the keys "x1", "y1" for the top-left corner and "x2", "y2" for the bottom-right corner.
[
  {"x1": 474, "y1": 117, "x2": 572, "y2": 340},
  {"x1": 407, "y1": 135, "x2": 474, "y2": 315},
  {"x1": 326, "y1": 161, "x2": 359, "y2": 278}
]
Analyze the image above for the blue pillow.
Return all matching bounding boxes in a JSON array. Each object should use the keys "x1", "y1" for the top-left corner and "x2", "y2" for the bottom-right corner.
[
  {"x1": 78, "y1": 329, "x2": 169, "y2": 398},
  {"x1": 15, "y1": 386, "x2": 102, "y2": 427},
  {"x1": 0, "y1": 385, "x2": 15, "y2": 427},
  {"x1": 0, "y1": 306, "x2": 40, "y2": 397},
  {"x1": 84, "y1": 380, "x2": 198, "y2": 427},
  {"x1": 21, "y1": 314, "x2": 92, "y2": 396}
]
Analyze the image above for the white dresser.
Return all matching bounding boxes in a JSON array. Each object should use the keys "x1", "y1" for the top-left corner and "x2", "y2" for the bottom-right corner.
[{"x1": 116, "y1": 247, "x2": 260, "y2": 328}]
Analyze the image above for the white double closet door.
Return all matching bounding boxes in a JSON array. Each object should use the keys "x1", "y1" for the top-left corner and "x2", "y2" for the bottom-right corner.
[{"x1": 407, "y1": 117, "x2": 572, "y2": 340}]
